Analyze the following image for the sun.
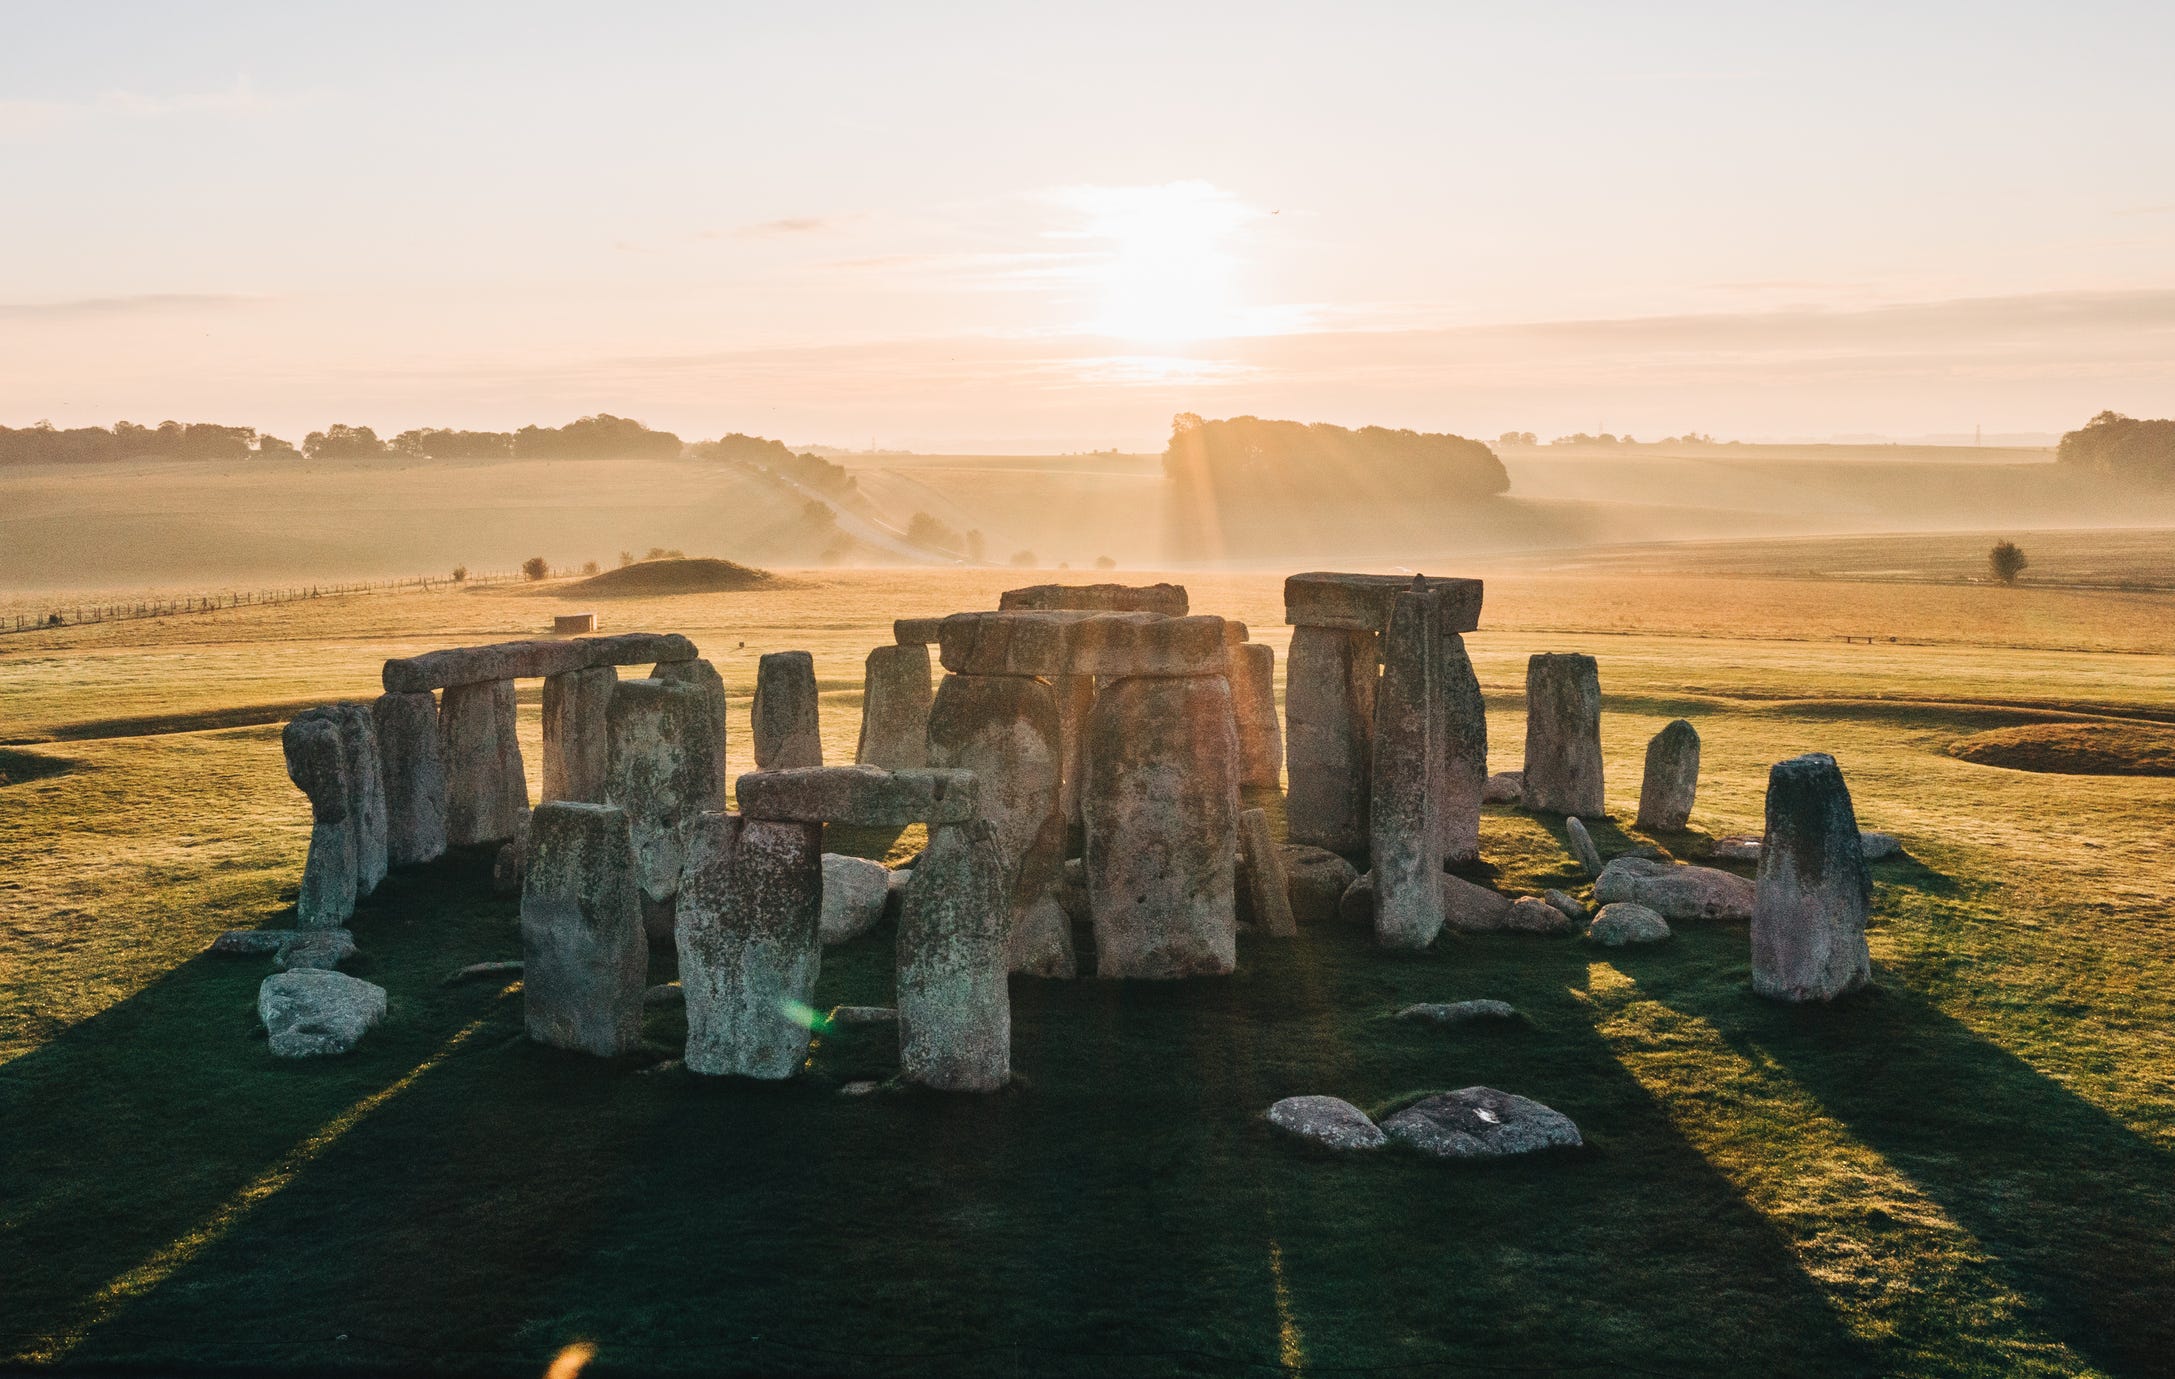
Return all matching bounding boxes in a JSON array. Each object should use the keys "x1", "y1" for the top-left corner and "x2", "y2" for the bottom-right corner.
[{"x1": 1059, "y1": 182, "x2": 1260, "y2": 344}]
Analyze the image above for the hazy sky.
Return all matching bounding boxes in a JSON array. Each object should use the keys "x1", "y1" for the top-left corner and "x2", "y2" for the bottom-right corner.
[{"x1": 3, "y1": 1, "x2": 2171, "y2": 449}]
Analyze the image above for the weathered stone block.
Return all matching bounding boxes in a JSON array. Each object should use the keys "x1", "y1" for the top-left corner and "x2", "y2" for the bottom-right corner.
[
  {"x1": 520, "y1": 802, "x2": 647, "y2": 1055},
  {"x1": 1436, "y1": 632, "x2": 1486, "y2": 866},
  {"x1": 735, "y1": 765, "x2": 979, "y2": 826},
  {"x1": 753, "y1": 650, "x2": 823, "y2": 769},
  {"x1": 1521, "y1": 653, "x2": 1603, "y2": 816},
  {"x1": 855, "y1": 644, "x2": 933, "y2": 770},
  {"x1": 1230, "y1": 643, "x2": 1284, "y2": 791},
  {"x1": 1636, "y1": 718, "x2": 1700, "y2": 831},
  {"x1": 1371, "y1": 589, "x2": 1444, "y2": 950},
  {"x1": 651, "y1": 656, "x2": 730, "y2": 798},
  {"x1": 439, "y1": 679, "x2": 529, "y2": 846},
  {"x1": 676, "y1": 812, "x2": 825, "y2": 1078},
  {"x1": 374, "y1": 690, "x2": 447, "y2": 865},
  {"x1": 819, "y1": 852, "x2": 893, "y2": 944},
  {"x1": 259, "y1": 969, "x2": 386, "y2": 1058},
  {"x1": 936, "y1": 611, "x2": 1229, "y2": 678},
  {"x1": 896, "y1": 818, "x2": 1012, "y2": 1091},
  {"x1": 893, "y1": 617, "x2": 946, "y2": 646},
  {"x1": 541, "y1": 665, "x2": 618, "y2": 804},
  {"x1": 997, "y1": 581, "x2": 1189, "y2": 615},
  {"x1": 606, "y1": 678, "x2": 727, "y2": 938},
  {"x1": 1284, "y1": 572, "x2": 1483, "y2": 633},
  {"x1": 382, "y1": 632, "x2": 697, "y2": 693},
  {"x1": 284, "y1": 714, "x2": 356, "y2": 928},
  {"x1": 1752, "y1": 753, "x2": 1873, "y2": 1002},
  {"x1": 1237, "y1": 806, "x2": 1297, "y2": 937},
  {"x1": 927, "y1": 675, "x2": 1066, "y2": 972},
  {"x1": 1284, "y1": 624, "x2": 1377, "y2": 853}
]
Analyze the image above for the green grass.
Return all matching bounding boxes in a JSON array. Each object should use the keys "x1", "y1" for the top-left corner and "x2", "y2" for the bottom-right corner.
[{"x1": 4, "y1": 569, "x2": 2174, "y2": 1376}]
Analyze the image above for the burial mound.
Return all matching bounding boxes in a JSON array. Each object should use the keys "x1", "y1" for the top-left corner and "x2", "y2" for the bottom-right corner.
[
  {"x1": 1947, "y1": 721, "x2": 2175, "y2": 776},
  {"x1": 568, "y1": 557, "x2": 775, "y2": 597}
]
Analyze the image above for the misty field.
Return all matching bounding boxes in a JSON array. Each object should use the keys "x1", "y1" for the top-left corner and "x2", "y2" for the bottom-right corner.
[{"x1": 4, "y1": 566, "x2": 2173, "y2": 1377}]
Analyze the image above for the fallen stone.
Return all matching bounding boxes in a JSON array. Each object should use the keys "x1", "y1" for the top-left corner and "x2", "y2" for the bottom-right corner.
[
  {"x1": 1381, "y1": 1087, "x2": 1583, "y2": 1159},
  {"x1": 927, "y1": 675, "x2": 1065, "y2": 973},
  {"x1": 736, "y1": 765, "x2": 979, "y2": 827},
  {"x1": 382, "y1": 632, "x2": 697, "y2": 694},
  {"x1": 1636, "y1": 718, "x2": 1700, "y2": 831},
  {"x1": 936, "y1": 611, "x2": 1230, "y2": 678},
  {"x1": 1442, "y1": 873, "x2": 1517, "y2": 933},
  {"x1": 1229, "y1": 643, "x2": 1284, "y2": 791},
  {"x1": 1236, "y1": 807, "x2": 1297, "y2": 938},
  {"x1": 445, "y1": 959, "x2": 523, "y2": 984},
  {"x1": 1521, "y1": 653, "x2": 1604, "y2": 816},
  {"x1": 1266, "y1": 1095, "x2": 1387, "y2": 1151},
  {"x1": 677, "y1": 812, "x2": 826, "y2": 1079},
  {"x1": 1280, "y1": 845, "x2": 1358, "y2": 925},
  {"x1": 439, "y1": 679, "x2": 529, "y2": 847},
  {"x1": 752, "y1": 650, "x2": 824, "y2": 770},
  {"x1": 1284, "y1": 624, "x2": 1377, "y2": 854},
  {"x1": 373, "y1": 689, "x2": 447, "y2": 865},
  {"x1": 1083, "y1": 674, "x2": 1240, "y2": 979},
  {"x1": 209, "y1": 929, "x2": 292, "y2": 956},
  {"x1": 830, "y1": 1004, "x2": 898, "y2": 1026},
  {"x1": 540, "y1": 664, "x2": 619, "y2": 804},
  {"x1": 1283, "y1": 572, "x2": 1483, "y2": 634},
  {"x1": 854, "y1": 644, "x2": 934, "y2": 771},
  {"x1": 1397, "y1": 999, "x2": 1518, "y2": 1025},
  {"x1": 607, "y1": 678, "x2": 727, "y2": 939},
  {"x1": 1595, "y1": 856, "x2": 1755, "y2": 921},
  {"x1": 520, "y1": 801, "x2": 648, "y2": 1056},
  {"x1": 1752, "y1": 753, "x2": 1873, "y2": 1003},
  {"x1": 1371, "y1": 587, "x2": 1445, "y2": 951},
  {"x1": 1543, "y1": 889, "x2": 1588, "y2": 922},
  {"x1": 275, "y1": 928, "x2": 358, "y2": 971},
  {"x1": 1482, "y1": 771, "x2": 1523, "y2": 805},
  {"x1": 1564, "y1": 816, "x2": 1604, "y2": 877},
  {"x1": 1859, "y1": 831, "x2": 1901, "y2": 861},
  {"x1": 820, "y1": 852, "x2": 892, "y2": 944},
  {"x1": 1504, "y1": 896, "x2": 1575, "y2": 935},
  {"x1": 897, "y1": 818, "x2": 1012, "y2": 1090},
  {"x1": 259, "y1": 969, "x2": 386, "y2": 1058},
  {"x1": 1587, "y1": 901, "x2": 1672, "y2": 946},
  {"x1": 998, "y1": 582, "x2": 1188, "y2": 615}
]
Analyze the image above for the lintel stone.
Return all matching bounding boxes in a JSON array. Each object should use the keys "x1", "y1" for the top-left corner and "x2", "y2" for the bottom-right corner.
[
  {"x1": 735, "y1": 765, "x2": 980, "y2": 826},
  {"x1": 384, "y1": 632, "x2": 697, "y2": 693},
  {"x1": 997, "y1": 582, "x2": 1189, "y2": 616},
  {"x1": 1284, "y1": 573, "x2": 1482, "y2": 634},
  {"x1": 936, "y1": 611, "x2": 1228, "y2": 678}
]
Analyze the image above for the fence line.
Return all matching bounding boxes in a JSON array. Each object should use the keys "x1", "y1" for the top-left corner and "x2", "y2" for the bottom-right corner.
[{"x1": 2, "y1": 569, "x2": 525, "y2": 636}]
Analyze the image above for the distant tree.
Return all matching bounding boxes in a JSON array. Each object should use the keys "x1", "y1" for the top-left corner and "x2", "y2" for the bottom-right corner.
[
  {"x1": 580, "y1": 560, "x2": 600, "y2": 575},
  {"x1": 619, "y1": 550, "x2": 635, "y2": 567},
  {"x1": 1989, "y1": 541, "x2": 2029, "y2": 585},
  {"x1": 521, "y1": 556, "x2": 550, "y2": 581},
  {"x1": 907, "y1": 512, "x2": 964, "y2": 553},
  {"x1": 302, "y1": 424, "x2": 387, "y2": 460},
  {"x1": 1496, "y1": 431, "x2": 1537, "y2": 447},
  {"x1": 2056, "y1": 410, "x2": 2175, "y2": 485},
  {"x1": 1094, "y1": 554, "x2": 1117, "y2": 569},
  {"x1": 1008, "y1": 549, "x2": 1037, "y2": 567},
  {"x1": 450, "y1": 565, "x2": 469, "y2": 582}
]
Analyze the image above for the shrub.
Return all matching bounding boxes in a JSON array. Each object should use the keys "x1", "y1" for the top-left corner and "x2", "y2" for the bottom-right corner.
[
  {"x1": 1989, "y1": 541, "x2": 2029, "y2": 585},
  {"x1": 1094, "y1": 554, "x2": 1116, "y2": 569},
  {"x1": 521, "y1": 556, "x2": 550, "y2": 581},
  {"x1": 619, "y1": 550, "x2": 635, "y2": 567},
  {"x1": 580, "y1": 560, "x2": 600, "y2": 576},
  {"x1": 450, "y1": 565, "x2": 469, "y2": 583}
]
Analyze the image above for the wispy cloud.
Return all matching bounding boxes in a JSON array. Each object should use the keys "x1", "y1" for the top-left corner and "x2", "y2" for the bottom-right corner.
[
  {"x1": 0, "y1": 79, "x2": 297, "y2": 138},
  {"x1": 0, "y1": 293, "x2": 265, "y2": 320}
]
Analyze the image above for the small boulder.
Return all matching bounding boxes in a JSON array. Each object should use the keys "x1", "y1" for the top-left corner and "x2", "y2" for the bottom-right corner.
[
  {"x1": 1282, "y1": 845, "x2": 1359, "y2": 925},
  {"x1": 1564, "y1": 816, "x2": 1604, "y2": 877},
  {"x1": 1266, "y1": 1095, "x2": 1387, "y2": 1151},
  {"x1": 1543, "y1": 889, "x2": 1587, "y2": 922},
  {"x1": 275, "y1": 928, "x2": 357, "y2": 971},
  {"x1": 1381, "y1": 1087, "x2": 1583, "y2": 1159},
  {"x1": 1586, "y1": 901, "x2": 1671, "y2": 946},
  {"x1": 1595, "y1": 856, "x2": 1754, "y2": 921},
  {"x1": 830, "y1": 1004, "x2": 899, "y2": 1026},
  {"x1": 1397, "y1": 999, "x2": 1517, "y2": 1025},
  {"x1": 1009, "y1": 893, "x2": 1078, "y2": 978},
  {"x1": 1442, "y1": 873, "x2": 1515, "y2": 932},
  {"x1": 1709, "y1": 835, "x2": 1763, "y2": 862},
  {"x1": 209, "y1": 929, "x2": 292, "y2": 957},
  {"x1": 1859, "y1": 831, "x2": 1902, "y2": 861},
  {"x1": 1504, "y1": 896, "x2": 1575, "y2": 935},
  {"x1": 1482, "y1": 771, "x2": 1523, "y2": 805},
  {"x1": 820, "y1": 853, "x2": 892, "y2": 944},
  {"x1": 259, "y1": 969, "x2": 386, "y2": 1058}
]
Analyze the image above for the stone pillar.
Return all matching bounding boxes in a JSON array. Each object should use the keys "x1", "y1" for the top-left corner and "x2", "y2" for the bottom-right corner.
[
  {"x1": 1521, "y1": 653, "x2": 1603, "y2": 817},
  {"x1": 752, "y1": 650, "x2": 823, "y2": 769},
  {"x1": 1751, "y1": 753, "x2": 1872, "y2": 1002},
  {"x1": 1436, "y1": 631, "x2": 1487, "y2": 866},
  {"x1": 897, "y1": 817, "x2": 1011, "y2": 1091},
  {"x1": 1370, "y1": 590, "x2": 1445, "y2": 950},
  {"x1": 1084, "y1": 674, "x2": 1240, "y2": 978},
  {"x1": 1636, "y1": 718, "x2": 1700, "y2": 831},
  {"x1": 439, "y1": 679, "x2": 529, "y2": 846},
  {"x1": 1236, "y1": 805, "x2": 1297, "y2": 937},
  {"x1": 1230, "y1": 642, "x2": 1284, "y2": 792},
  {"x1": 283, "y1": 714, "x2": 356, "y2": 928},
  {"x1": 373, "y1": 690, "x2": 447, "y2": 865},
  {"x1": 1284, "y1": 625, "x2": 1377, "y2": 853},
  {"x1": 520, "y1": 801, "x2": 647, "y2": 1055},
  {"x1": 926, "y1": 673, "x2": 1069, "y2": 976},
  {"x1": 311, "y1": 702, "x2": 388, "y2": 896},
  {"x1": 1052, "y1": 673, "x2": 1097, "y2": 839},
  {"x1": 652, "y1": 657, "x2": 730, "y2": 800},
  {"x1": 541, "y1": 665, "x2": 617, "y2": 804},
  {"x1": 606, "y1": 678, "x2": 727, "y2": 941},
  {"x1": 855, "y1": 644, "x2": 933, "y2": 770},
  {"x1": 676, "y1": 811, "x2": 825, "y2": 1078}
]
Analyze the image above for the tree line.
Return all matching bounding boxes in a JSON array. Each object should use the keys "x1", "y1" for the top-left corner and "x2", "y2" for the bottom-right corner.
[
  {"x1": 1, "y1": 413, "x2": 699, "y2": 465},
  {"x1": 2057, "y1": 411, "x2": 2175, "y2": 485}
]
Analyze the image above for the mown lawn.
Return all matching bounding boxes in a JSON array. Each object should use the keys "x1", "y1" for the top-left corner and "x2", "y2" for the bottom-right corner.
[{"x1": 4, "y1": 570, "x2": 2173, "y2": 1377}]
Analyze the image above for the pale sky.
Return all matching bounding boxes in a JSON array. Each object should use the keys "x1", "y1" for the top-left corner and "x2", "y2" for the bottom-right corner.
[{"x1": 3, "y1": 1, "x2": 2171, "y2": 450}]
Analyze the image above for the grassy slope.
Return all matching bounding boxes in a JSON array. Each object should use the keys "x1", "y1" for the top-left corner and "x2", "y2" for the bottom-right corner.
[{"x1": 2, "y1": 570, "x2": 2173, "y2": 1376}]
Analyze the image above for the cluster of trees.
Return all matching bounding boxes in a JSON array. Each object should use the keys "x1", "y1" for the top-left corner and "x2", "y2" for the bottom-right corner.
[
  {"x1": 1164, "y1": 413, "x2": 1509, "y2": 558},
  {"x1": 1493, "y1": 431, "x2": 1719, "y2": 448},
  {"x1": 2056, "y1": 411, "x2": 2175, "y2": 485},
  {"x1": 691, "y1": 432, "x2": 857, "y2": 495},
  {"x1": 0, "y1": 420, "x2": 289, "y2": 464},
  {"x1": 906, "y1": 511, "x2": 986, "y2": 561},
  {"x1": 0, "y1": 414, "x2": 691, "y2": 465}
]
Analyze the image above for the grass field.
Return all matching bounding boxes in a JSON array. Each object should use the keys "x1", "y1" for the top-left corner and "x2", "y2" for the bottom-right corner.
[{"x1": 3, "y1": 560, "x2": 2173, "y2": 1376}]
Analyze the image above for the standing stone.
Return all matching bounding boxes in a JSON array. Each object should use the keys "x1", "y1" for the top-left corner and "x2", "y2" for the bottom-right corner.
[
  {"x1": 926, "y1": 674, "x2": 1068, "y2": 975},
  {"x1": 1436, "y1": 632, "x2": 1487, "y2": 866},
  {"x1": 519, "y1": 802, "x2": 647, "y2": 1056},
  {"x1": 1084, "y1": 675, "x2": 1240, "y2": 978},
  {"x1": 897, "y1": 818, "x2": 1012, "y2": 1091},
  {"x1": 1565, "y1": 816, "x2": 1604, "y2": 877},
  {"x1": 1285, "y1": 625, "x2": 1377, "y2": 853},
  {"x1": 1052, "y1": 673, "x2": 1097, "y2": 837},
  {"x1": 300, "y1": 703, "x2": 388, "y2": 896},
  {"x1": 606, "y1": 679, "x2": 727, "y2": 940},
  {"x1": 1521, "y1": 653, "x2": 1603, "y2": 817},
  {"x1": 1230, "y1": 643, "x2": 1284, "y2": 791},
  {"x1": 284, "y1": 714, "x2": 356, "y2": 928},
  {"x1": 1236, "y1": 806, "x2": 1297, "y2": 937},
  {"x1": 439, "y1": 679, "x2": 529, "y2": 846},
  {"x1": 752, "y1": 650, "x2": 823, "y2": 769},
  {"x1": 651, "y1": 657, "x2": 730, "y2": 800},
  {"x1": 1752, "y1": 754, "x2": 1873, "y2": 1002},
  {"x1": 540, "y1": 665, "x2": 618, "y2": 804},
  {"x1": 677, "y1": 812, "x2": 825, "y2": 1078},
  {"x1": 373, "y1": 690, "x2": 447, "y2": 865},
  {"x1": 855, "y1": 644, "x2": 934, "y2": 770},
  {"x1": 1371, "y1": 590, "x2": 1444, "y2": 951},
  {"x1": 1636, "y1": 719, "x2": 1701, "y2": 832}
]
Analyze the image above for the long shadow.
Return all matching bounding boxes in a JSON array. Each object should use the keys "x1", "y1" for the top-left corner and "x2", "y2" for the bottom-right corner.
[{"x1": 1643, "y1": 962, "x2": 2175, "y2": 1377}]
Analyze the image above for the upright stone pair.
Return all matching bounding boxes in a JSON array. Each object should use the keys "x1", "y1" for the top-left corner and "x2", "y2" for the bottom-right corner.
[
  {"x1": 676, "y1": 766, "x2": 1003, "y2": 1090},
  {"x1": 283, "y1": 703, "x2": 389, "y2": 927}
]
